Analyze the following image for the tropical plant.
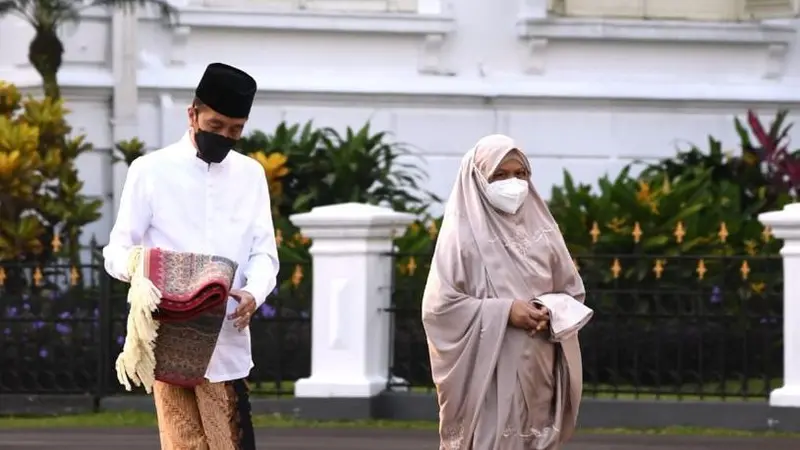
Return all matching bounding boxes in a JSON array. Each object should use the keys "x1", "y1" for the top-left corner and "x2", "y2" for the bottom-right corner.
[
  {"x1": 238, "y1": 120, "x2": 440, "y2": 308},
  {"x1": 112, "y1": 138, "x2": 147, "y2": 167},
  {"x1": 0, "y1": 0, "x2": 177, "y2": 99},
  {"x1": 736, "y1": 109, "x2": 799, "y2": 199},
  {"x1": 641, "y1": 110, "x2": 798, "y2": 215},
  {"x1": 391, "y1": 216, "x2": 442, "y2": 308},
  {"x1": 544, "y1": 131, "x2": 790, "y2": 389},
  {"x1": 249, "y1": 151, "x2": 290, "y2": 214},
  {"x1": 0, "y1": 81, "x2": 103, "y2": 289},
  {"x1": 237, "y1": 121, "x2": 438, "y2": 218},
  {"x1": 549, "y1": 166, "x2": 780, "y2": 257}
]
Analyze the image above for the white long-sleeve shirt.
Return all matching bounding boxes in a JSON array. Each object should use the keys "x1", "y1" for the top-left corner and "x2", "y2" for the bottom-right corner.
[{"x1": 103, "y1": 132, "x2": 280, "y2": 383}]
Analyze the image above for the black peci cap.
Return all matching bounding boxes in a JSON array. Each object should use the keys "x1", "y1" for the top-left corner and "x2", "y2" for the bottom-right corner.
[{"x1": 195, "y1": 62, "x2": 257, "y2": 119}]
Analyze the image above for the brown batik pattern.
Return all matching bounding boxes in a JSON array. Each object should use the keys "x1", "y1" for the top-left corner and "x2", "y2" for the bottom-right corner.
[
  {"x1": 143, "y1": 249, "x2": 237, "y2": 387},
  {"x1": 155, "y1": 379, "x2": 255, "y2": 450}
]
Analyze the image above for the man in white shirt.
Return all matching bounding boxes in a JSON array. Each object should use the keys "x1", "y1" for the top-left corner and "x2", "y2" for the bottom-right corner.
[{"x1": 103, "y1": 62, "x2": 279, "y2": 449}]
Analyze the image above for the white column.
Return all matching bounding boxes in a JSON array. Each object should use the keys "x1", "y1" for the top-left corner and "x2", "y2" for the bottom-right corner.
[
  {"x1": 760, "y1": 203, "x2": 800, "y2": 408},
  {"x1": 290, "y1": 203, "x2": 415, "y2": 398},
  {"x1": 110, "y1": 7, "x2": 140, "y2": 217}
]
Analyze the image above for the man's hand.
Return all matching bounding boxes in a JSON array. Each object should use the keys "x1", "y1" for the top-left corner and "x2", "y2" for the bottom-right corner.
[{"x1": 228, "y1": 289, "x2": 257, "y2": 331}]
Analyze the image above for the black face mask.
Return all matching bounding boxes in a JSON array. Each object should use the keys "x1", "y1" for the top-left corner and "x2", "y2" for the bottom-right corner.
[{"x1": 194, "y1": 129, "x2": 237, "y2": 164}]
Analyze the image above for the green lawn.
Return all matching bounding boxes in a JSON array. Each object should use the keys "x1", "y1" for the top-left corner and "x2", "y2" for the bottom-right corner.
[
  {"x1": 250, "y1": 379, "x2": 780, "y2": 402},
  {"x1": 0, "y1": 412, "x2": 797, "y2": 438}
]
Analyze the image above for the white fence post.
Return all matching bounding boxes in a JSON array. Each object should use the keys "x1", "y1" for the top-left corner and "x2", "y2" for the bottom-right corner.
[
  {"x1": 760, "y1": 203, "x2": 800, "y2": 408},
  {"x1": 290, "y1": 203, "x2": 415, "y2": 398}
]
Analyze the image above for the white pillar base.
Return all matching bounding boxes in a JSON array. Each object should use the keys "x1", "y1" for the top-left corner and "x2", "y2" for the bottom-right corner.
[
  {"x1": 770, "y1": 386, "x2": 800, "y2": 408},
  {"x1": 289, "y1": 203, "x2": 416, "y2": 399},
  {"x1": 761, "y1": 203, "x2": 800, "y2": 409},
  {"x1": 294, "y1": 376, "x2": 387, "y2": 398}
]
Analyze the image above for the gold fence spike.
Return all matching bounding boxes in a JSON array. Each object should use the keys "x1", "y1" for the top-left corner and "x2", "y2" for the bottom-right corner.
[
  {"x1": 406, "y1": 257, "x2": 418, "y2": 276},
  {"x1": 33, "y1": 267, "x2": 43, "y2": 286},
  {"x1": 611, "y1": 258, "x2": 622, "y2": 279},
  {"x1": 590, "y1": 222, "x2": 601, "y2": 244},
  {"x1": 275, "y1": 230, "x2": 283, "y2": 246},
  {"x1": 674, "y1": 221, "x2": 686, "y2": 244},
  {"x1": 0, "y1": 267, "x2": 5, "y2": 286},
  {"x1": 718, "y1": 222, "x2": 729, "y2": 243},
  {"x1": 745, "y1": 239, "x2": 758, "y2": 256},
  {"x1": 653, "y1": 259, "x2": 664, "y2": 279},
  {"x1": 696, "y1": 259, "x2": 707, "y2": 280},
  {"x1": 632, "y1": 222, "x2": 643, "y2": 244},
  {"x1": 70, "y1": 266, "x2": 80, "y2": 286},
  {"x1": 51, "y1": 234, "x2": 62, "y2": 252},
  {"x1": 662, "y1": 175, "x2": 671, "y2": 194},
  {"x1": 751, "y1": 281, "x2": 766, "y2": 294},
  {"x1": 291, "y1": 264, "x2": 304, "y2": 287},
  {"x1": 762, "y1": 226, "x2": 772, "y2": 242},
  {"x1": 740, "y1": 261, "x2": 751, "y2": 281},
  {"x1": 573, "y1": 258, "x2": 580, "y2": 272}
]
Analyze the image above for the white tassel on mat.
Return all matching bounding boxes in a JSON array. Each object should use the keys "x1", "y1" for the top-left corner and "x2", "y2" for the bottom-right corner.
[{"x1": 115, "y1": 246, "x2": 162, "y2": 393}]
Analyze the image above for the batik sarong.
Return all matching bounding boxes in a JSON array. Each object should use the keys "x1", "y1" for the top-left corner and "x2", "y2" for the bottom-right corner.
[
  {"x1": 116, "y1": 246, "x2": 237, "y2": 392},
  {"x1": 154, "y1": 379, "x2": 255, "y2": 450}
]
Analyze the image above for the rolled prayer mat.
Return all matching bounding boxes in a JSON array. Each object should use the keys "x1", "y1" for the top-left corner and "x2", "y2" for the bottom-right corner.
[{"x1": 115, "y1": 247, "x2": 237, "y2": 393}]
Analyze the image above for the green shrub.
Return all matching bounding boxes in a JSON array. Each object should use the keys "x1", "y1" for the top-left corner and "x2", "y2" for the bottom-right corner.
[
  {"x1": 237, "y1": 121, "x2": 438, "y2": 218},
  {"x1": 0, "y1": 81, "x2": 102, "y2": 266}
]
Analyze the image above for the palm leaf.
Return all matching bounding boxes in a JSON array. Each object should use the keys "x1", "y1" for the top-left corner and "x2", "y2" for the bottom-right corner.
[
  {"x1": 0, "y1": 0, "x2": 35, "y2": 23},
  {"x1": 87, "y1": 0, "x2": 178, "y2": 23},
  {"x1": 0, "y1": 0, "x2": 20, "y2": 15}
]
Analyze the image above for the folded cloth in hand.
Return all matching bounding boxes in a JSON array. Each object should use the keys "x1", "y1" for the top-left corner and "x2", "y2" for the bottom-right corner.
[
  {"x1": 532, "y1": 293, "x2": 593, "y2": 342},
  {"x1": 115, "y1": 247, "x2": 237, "y2": 393}
]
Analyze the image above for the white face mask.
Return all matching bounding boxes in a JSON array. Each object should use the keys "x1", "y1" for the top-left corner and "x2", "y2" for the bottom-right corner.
[{"x1": 485, "y1": 178, "x2": 529, "y2": 214}]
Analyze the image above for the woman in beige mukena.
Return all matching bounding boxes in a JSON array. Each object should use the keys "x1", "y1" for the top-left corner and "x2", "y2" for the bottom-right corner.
[{"x1": 421, "y1": 134, "x2": 589, "y2": 450}]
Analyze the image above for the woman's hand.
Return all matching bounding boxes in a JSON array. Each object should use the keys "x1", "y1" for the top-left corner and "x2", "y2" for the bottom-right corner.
[
  {"x1": 528, "y1": 303, "x2": 550, "y2": 335},
  {"x1": 509, "y1": 300, "x2": 549, "y2": 331}
]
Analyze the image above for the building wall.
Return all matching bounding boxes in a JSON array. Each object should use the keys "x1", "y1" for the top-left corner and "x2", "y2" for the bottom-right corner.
[{"x1": 1, "y1": 0, "x2": 799, "y2": 242}]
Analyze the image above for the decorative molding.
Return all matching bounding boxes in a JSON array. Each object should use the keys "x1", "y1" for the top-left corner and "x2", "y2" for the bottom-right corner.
[
  {"x1": 2, "y1": 68, "x2": 114, "y2": 100},
  {"x1": 523, "y1": 38, "x2": 548, "y2": 75},
  {"x1": 764, "y1": 42, "x2": 790, "y2": 80},
  {"x1": 141, "y1": 68, "x2": 800, "y2": 104},
  {"x1": 516, "y1": 17, "x2": 796, "y2": 44},
  {"x1": 80, "y1": 4, "x2": 455, "y2": 35},
  {"x1": 168, "y1": 6, "x2": 457, "y2": 75},
  {"x1": 170, "y1": 26, "x2": 191, "y2": 66},
  {"x1": 169, "y1": 7, "x2": 455, "y2": 35},
  {"x1": 193, "y1": 0, "x2": 416, "y2": 13},
  {"x1": 418, "y1": 33, "x2": 453, "y2": 76},
  {"x1": 6, "y1": 67, "x2": 800, "y2": 105},
  {"x1": 516, "y1": 17, "x2": 796, "y2": 79}
]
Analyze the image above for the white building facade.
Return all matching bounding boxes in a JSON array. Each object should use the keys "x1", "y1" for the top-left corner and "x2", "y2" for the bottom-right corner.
[{"x1": 0, "y1": 0, "x2": 799, "y2": 241}]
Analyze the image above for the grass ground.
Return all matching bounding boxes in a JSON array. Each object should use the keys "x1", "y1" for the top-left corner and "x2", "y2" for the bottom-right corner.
[
  {"x1": 0, "y1": 412, "x2": 798, "y2": 438},
  {"x1": 250, "y1": 378, "x2": 780, "y2": 402}
]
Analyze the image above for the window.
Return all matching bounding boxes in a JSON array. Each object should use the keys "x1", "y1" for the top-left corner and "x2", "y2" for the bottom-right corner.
[{"x1": 548, "y1": 0, "x2": 800, "y2": 21}]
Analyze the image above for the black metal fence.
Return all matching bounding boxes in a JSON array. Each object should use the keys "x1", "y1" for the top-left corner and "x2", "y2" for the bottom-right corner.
[
  {"x1": 0, "y1": 257, "x2": 312, "y2": 400},
  {"x1": 387, "y1": 252, "x2": 784, "y2": 400},
  {"x1": 0, "y1": 248, "x2": 785, "y2": 402}
]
